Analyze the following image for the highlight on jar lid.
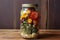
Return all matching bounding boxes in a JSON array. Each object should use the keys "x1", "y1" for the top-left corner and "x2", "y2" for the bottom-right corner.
[{"x1": 22, "y1": 4, "x2": 38, "y2": 7}]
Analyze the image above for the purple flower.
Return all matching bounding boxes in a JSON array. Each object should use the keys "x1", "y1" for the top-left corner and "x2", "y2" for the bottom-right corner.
[{"x1": 22, "y1": 19, "x2": 25, "y2": 22}]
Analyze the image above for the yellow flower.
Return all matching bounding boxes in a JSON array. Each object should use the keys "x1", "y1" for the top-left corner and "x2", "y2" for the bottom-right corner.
[
  {"x1": 28, "y1": 18, "x2": 32, "y2": 24},
  {"x1": 20, "y1": 10, "x2": 31, "y2": 20},
  {"x1": 20, "y1": 16, "x2": 23, "y2": 20},
  {"x1": 21, "y1": 10, "x2": 31, "y2": 15},
  {"x1": 20, "y1": 13, "x2": 28, "y2": 20},
  {"x1": 26, "y1": 10, "x2": 31, "y2": 14},
  {"x1": 23, "y1": 13, "x2": 28, "y2": 18}
]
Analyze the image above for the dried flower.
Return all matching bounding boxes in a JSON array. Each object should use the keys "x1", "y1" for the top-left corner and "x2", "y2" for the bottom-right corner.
[
  {"x1": 33, "y1": 20, "x2": 37, "y2": 25},
  {"x1": 20, "y1": 13, "x2": 28, "y2": 20},
  {"x1": 28, "y1": 18, "x2": 32, "y2": 24},
  {"x1": 26, "y1": 10, "x2": 31, "y2": 14},
  {"x1": 30, "y1": 11, "x2": 38, "y2": 20}
]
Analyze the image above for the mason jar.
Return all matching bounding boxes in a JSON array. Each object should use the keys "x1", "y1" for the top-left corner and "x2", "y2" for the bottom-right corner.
[{"x1": 20, "y1": 4, "x2": 40, "y2": 38}]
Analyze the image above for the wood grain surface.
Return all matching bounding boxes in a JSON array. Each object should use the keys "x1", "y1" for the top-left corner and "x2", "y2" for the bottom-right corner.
[{"x1": 0, "y1": 29, "x2": 60, "y2": 40}]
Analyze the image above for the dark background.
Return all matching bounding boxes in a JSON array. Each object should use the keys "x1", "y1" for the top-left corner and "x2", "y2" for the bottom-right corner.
[
  {"x1": 0, "y1": 0, "x2": 13, "y2": 29},
  {"x1": 47, "y1": 0, "x2": 60, "y2": 29},
  {"x1": 0, "y1": 0, "x2": 60, "y2": 29},
  {"x1": 0, "y1": 0, "x2": 41, "y2": 29}
]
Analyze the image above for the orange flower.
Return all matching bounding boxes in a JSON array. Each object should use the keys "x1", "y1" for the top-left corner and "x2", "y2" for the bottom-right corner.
[
  {"x1": 28, "y1": 18, "x2": 32, "y2": 24},
  {"x1": 33, "y1": 20, "x2": 37, "y2": 25}
]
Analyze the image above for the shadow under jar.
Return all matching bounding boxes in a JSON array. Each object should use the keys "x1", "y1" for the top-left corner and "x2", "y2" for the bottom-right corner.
[{"x1": 20, "y1": 4, "x2": 40, "y2": 38}]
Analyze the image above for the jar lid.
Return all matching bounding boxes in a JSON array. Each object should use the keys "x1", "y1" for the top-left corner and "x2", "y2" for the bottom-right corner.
[{"x1": 22, "y1": 4, "x2": 38, "y2": 7}]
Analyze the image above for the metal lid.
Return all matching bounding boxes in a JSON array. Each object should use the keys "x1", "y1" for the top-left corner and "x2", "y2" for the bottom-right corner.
[{"x1": 22, "y1": 4, "x2": 38, "y2": 7}]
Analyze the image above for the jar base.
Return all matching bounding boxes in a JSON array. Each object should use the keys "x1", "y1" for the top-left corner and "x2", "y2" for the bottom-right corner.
[{"x1": 20, "y1": 32, "x2": 38, "y2": 38}]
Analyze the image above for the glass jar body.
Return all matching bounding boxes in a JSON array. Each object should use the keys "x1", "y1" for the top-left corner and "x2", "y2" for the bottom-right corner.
[{"x1": 20, "y1": 4, "x2": 39, "y2": 38}]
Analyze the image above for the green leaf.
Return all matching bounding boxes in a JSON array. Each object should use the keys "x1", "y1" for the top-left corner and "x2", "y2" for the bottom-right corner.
[
  {"x1": 32, "y1": 28, "x2": 38, "y2": 33},
  {"x1": 23, "y1": 29, "x2": 31, "y2": 34}
]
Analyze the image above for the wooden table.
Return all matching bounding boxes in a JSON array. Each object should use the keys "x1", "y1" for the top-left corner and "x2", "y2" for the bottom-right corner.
[{"x1": 0, "y1": 29, "x2": 60, "y2": 40}]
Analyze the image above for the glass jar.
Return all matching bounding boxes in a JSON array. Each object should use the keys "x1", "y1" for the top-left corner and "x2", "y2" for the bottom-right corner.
[{"x1": 20, "y1": 4, "x2": 40, "y2": 38}]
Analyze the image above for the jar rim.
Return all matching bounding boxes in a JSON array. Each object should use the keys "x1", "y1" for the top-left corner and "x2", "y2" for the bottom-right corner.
[{"x1": 22, "y1": 4, "x2": 38, "y2": 7}]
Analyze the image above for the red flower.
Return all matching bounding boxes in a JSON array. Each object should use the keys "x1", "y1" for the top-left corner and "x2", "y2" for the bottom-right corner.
[{"x1": 30, "y1": 11, "x2": 38, "y2": 20}]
